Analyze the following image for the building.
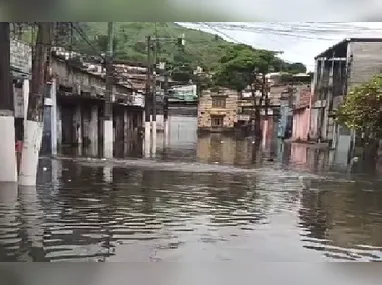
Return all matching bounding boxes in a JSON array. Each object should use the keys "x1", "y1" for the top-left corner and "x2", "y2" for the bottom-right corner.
[
  {"x1": 276, "y1": 74, "x2": 311, "y2": 139},
  {"x1": 197, "y1": 87, "x2": 238, "y2": 133},
  {"x1": 10, "y1": 40, "x2": 145, "y2": 158},
  {"x1": 310, "y1": 38, "x2": 382, "y2": 147},
  {"x1": 292, "y1": 85, "x2": 312, "y2": 141},
  {"x1": 168, "y1": 84, "x2": 198, "y2": 105}
]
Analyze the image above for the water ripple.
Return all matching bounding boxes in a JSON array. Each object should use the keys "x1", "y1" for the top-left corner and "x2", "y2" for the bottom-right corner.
[{"x1": 1, "y1": 158, "x2": 382, "y2": 262}]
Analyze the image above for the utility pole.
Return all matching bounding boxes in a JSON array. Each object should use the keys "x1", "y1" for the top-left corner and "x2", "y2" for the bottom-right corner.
[
  {"x1": 249, "y1": 73, "x2": 257, "y2": 138},
  {"x1": 144, "y1": 35, "x2": 152, "y2": 157},
  {"x1": 163, "y1": 69, "x2": 169, "y2": 145},
  {"x1": 151, "y1": 37, "x2": 158, "y2": 156},
  {"x1": 262, "y1": 73, "x2": 269, "y2": 148},
  {"x1": 143, "y1": 31, "x2": 184, "y2": 153},
  {"x1": 103, "y1": 22, "x2": 114, "y2": 159},
  {"x1": 0, "y1": 22, "x2": 18, "y2": 182},
  {"x1": 254, "y1": 75, "x2": 262, "y2": 140},
  {"x1": 19, "y1": 22, "x2": 52, "y2": 186}
]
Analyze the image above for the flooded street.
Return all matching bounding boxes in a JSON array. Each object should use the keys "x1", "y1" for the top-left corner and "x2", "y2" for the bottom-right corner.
[{"x1": 2, "y1": 116, "x2": 382, "y2": 262}]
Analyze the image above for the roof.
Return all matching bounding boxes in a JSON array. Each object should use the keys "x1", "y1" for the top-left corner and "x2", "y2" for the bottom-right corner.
[
  {"x1": 314, "y1": 37, "x2": 382, "y2": 59},
  {"x1": 51, "y1": 53, "x2": 137, "y2": 93}
]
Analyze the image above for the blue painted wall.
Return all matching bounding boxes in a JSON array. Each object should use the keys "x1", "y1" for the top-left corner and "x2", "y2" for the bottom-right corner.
[{"x1": 278, "y1": 100, "x2": 292, "y2": 138}]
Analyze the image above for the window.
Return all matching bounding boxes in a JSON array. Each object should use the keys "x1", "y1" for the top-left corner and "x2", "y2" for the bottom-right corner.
[
  {"x1": 212, "y1": 97, "x2": 226, "y2": 108},
  {"x1": 211, "y1": 116, "x2": 224, "y2": 127}
]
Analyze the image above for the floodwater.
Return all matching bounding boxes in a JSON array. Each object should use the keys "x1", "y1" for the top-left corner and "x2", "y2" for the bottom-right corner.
[{"x1": 2, "y1": 116, "x2": 382, "y2": 263}]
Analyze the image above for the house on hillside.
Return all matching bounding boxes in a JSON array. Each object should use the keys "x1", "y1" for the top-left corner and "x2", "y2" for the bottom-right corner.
[
  {"x1": 197, "y1": 88, "x2": 239, "y2": 133},
  {"x1": 310, "y1": 38, "x2": 382, "y2": 148}
]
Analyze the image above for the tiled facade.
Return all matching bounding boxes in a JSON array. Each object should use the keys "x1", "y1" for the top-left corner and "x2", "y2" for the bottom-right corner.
[{"x1": 197, "y1": 88, "x2": 239, "y2": 132}]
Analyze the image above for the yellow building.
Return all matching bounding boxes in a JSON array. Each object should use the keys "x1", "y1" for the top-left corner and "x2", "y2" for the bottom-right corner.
[{"x1": 197, "y1": 88, "x2": 239, "y2": 133}]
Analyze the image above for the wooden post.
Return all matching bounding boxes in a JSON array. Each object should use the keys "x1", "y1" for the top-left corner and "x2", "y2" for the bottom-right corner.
[
  {"x1": 0, "y1": 22, "x2": 18, "y2": 182},
  {"x1": 19, "y1": 22, "x2": 52, "y2": 186}
]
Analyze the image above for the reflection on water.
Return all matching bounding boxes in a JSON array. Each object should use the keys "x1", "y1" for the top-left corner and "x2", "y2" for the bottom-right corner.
[
  {"x1": 2, "y1": 115, "x2": 382, "y2": 262},
  {"x1": 196, "y1": 134, "x2": 266, "y2": 166},
  {"x1": 1, "y1": 154, "x2": 382, "y2": 261}
]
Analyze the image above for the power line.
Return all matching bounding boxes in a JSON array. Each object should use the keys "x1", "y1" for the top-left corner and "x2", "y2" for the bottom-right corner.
[
  {"x1": 205, "y1": 22, "x2": 382, "y2": 40},
  {"x1": 162, "y1": 22, "x2": 208, "y2": 65},
  {"x1": 199, "y1": 22, "x2": 243, "y2": 44},
  {"x1": 205, "y1": 23, "x2": 334, "y2": 41},
  {"x1": 195, "y1": 22, "x2": 330, "y2": 69},
  {"x1": 72, "y1": 23, "x2": 106, "y2": 61}
]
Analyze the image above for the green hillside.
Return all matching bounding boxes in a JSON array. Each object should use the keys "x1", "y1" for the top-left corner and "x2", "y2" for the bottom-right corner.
[{"x1": 72, "y1": 22, "x2": 306, "y2": 74}]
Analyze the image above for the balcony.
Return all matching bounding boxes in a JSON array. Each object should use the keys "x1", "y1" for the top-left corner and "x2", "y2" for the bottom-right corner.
[{"x1": 209, "y1": 108, "x2": 228, "y2": 116}]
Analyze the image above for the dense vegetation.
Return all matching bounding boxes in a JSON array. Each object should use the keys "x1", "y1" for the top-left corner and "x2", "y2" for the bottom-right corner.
[
  {"x1": 337, "y1": 75, "x2": 382, "y2": 135},
  {"x1": 72, "y1": 22, "x2": 307, "y2": 78},
  {"x1": 213, "y1": 44, "x2": 279, "y2": 91}
]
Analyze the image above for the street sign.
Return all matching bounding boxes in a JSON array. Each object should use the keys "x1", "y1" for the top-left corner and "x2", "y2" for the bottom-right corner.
[{"x1": 10, "y1": 40, "x2": 32, "y2": 75}]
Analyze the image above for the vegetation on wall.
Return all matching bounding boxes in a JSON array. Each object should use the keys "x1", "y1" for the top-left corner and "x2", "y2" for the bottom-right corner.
[{"x1": 336, "y1": 74, "x2": 382, "y2": 134}]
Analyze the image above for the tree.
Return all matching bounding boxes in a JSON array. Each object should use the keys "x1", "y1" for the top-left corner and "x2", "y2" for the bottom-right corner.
[
  {"x1": 336, "y1": 74, "x2": 382, "y2": 136},
  {"x1": 213, "y1": 44, "x2": 278, "y2": 91},
  {"x1": 191, "y1": 73, "x2": 213, "y2": 95},
  {"x1": 286, "y1": 62, "x2": 307, "y2": 74},
  {"x1": 212, "y1": 44, "x2": 279, "y2": 139},
  {"x1": 168, "y1": 51, "x2": 194, "y2": 83},
  {"x1": 96, "y1": 34, "x2": 118, "y2": 53}
]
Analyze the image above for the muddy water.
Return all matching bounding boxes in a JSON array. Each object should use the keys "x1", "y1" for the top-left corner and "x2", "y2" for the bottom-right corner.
[{"x1": 1, "y1": 116, "x2": 382, "y2": 262}]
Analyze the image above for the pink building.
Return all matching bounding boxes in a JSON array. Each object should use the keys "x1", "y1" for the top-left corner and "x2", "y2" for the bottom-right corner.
[{"x1": 292, "y1": 88, "x2": 311, "y2": 142}]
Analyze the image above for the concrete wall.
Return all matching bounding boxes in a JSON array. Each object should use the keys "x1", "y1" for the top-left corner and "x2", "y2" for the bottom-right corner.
[
  {"x1": 309, "y1": 108, "x2": 320, "y2": 140},
  {"x1": 348, "y1": 41, "x2": 382, "y2": 89},
  {"x1": 290, "y1": 143, "x2": 308, "y2": 165},
  {"x1": 168, "y1": 116, "x2": 197, "y2": 150},
  {"x1": 50, "y1": 56, "x2": 144, "y2": 108},
  {"x1": 292, "y1": 108, "x2": 310, "y2": 141}
]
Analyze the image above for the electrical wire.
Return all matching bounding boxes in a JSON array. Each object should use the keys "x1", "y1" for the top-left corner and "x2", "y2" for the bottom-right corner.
[
  {"x1": 72, "y1": 23, "x2": 106, "y2": 61},
  {"x1": 204, "y1": 22, "x2": 382, "y2": 40},
  {"x1": 198, "y1": 22, "x2": 317, "y2": 69},
  {"x1": 162, "y1": 22, "x2": 208, "y2": 65},
  {"x1": 201, "y1": 23, "x2": 333, "y2": 41},
  {"x1": 199, "y1": 22, "x2": 243, "y2": 44}
]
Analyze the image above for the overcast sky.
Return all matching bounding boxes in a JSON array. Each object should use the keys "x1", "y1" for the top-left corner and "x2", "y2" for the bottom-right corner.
[{"x1": 179, "y1": 22, "x2": 382, "y2": 72}]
